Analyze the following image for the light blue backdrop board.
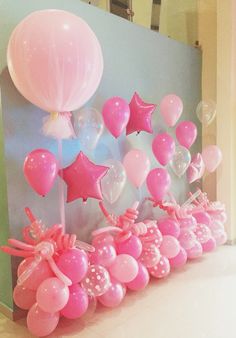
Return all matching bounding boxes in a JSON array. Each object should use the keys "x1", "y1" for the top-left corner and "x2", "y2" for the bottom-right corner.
[{"x1": 0, "y1": 0, "x2": 201, "y2": 312}]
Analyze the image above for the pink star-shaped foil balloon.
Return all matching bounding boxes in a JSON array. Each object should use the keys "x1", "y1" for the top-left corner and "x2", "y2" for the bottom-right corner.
[
  {"x1": 59, "y1": 152, "x2": 109, "y2": 202},
  {"x1": 126, "y1": 92, "x2": 156, "y2": 135}
]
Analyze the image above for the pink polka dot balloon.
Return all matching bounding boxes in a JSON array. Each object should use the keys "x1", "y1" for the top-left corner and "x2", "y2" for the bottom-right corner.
[
  {"x1": 178, "y1": 228, "x2": 196, "y2": 250},
  {"x1": 92, "y1": 234, "x2": 115, "y2": 247},
  {"x1": 139, "y1": 243, "x2": 161, "y2": 268},
  {"x1": 90, "y1": 243, "x2": 117, "y2": 267},
  {"x1": 148, "y1": 256, "x2": 170, "y2": 279},
  {"x1": 81, "y1": 265, "x2": 111, "y2": 297},
  {"x1": 140, "y1": 220, "x2": 163, "y2": 247},
  {"x1": 194, "y1": 224, "x2": 211, "y2": 243},
  {"x1": 186, "y1": 240, "x2": 203, "y2": 259}
]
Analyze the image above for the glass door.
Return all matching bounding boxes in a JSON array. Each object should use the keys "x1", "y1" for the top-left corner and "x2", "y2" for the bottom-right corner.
[{"x1": 110, "y1": 0, "x2": 134, "y2": 21}]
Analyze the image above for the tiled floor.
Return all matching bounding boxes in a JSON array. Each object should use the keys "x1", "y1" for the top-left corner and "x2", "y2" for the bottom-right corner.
[{"x1": 0, "y1": 245, "x2": 236, "y2": 338}]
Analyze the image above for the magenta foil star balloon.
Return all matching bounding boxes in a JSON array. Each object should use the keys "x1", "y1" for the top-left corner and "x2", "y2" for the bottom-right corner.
[
  {"x1": 59, "y1": 152, "x2": 109, "y2": 202},
  {"x1": 126, "y1": 92, "x2": 156, "y2": 135}
]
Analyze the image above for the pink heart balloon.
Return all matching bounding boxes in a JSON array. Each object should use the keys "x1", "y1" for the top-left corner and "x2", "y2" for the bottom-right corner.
[
  {"x1": 176, "y1": 121, "x2": 197, "y2": 149},
  {"x1": 23, "y1": 149, "x2": 58, "y2": 196},
  {"x1": 152, "y1": 132, "x2": 175, "y2": 166},
  {"x1": 160, "y1": 94, "x2": 183, "y2": 127}
]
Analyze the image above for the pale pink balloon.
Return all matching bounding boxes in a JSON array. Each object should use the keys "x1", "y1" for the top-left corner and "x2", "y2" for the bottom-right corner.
[
  {"x1": 109, "y1": 254, "x2": 138, "y2": 283},
  {"x1": 90, "y1": 243, "x2": 117, "y2": 267},
  {"x1": 56, "y1": 248, "x2": 88, "y2": 283},
  {"x1": 159, "y1": 235, "x2": 180, "y2": 259},
  {"x1": 202, "y1": 145, "x2": 222, "y2": 173},
  {"x1": 146, "y1": 168, "x2": 171, "y2": 201},
  {"x1": 169, "y1": 247, "x2": 187, "y2": 268},
  {"x1": 178, "y1": 216, "x2": 197, "y2": 230},
  {"x1": 36, "y1": 277, "x2": 69, "y2": 313},
  {"x1": 27, "y1": 303, "x2": 60, "y2": 337},
  {"x1": 148, "y1": 256, "x2": 170, "y2": 279},
  {"x1": 158, "y1": 217, "x2": 180, "y2": 238},
  {"x1": 81, "y1": 265, "x2": 111, "y2": 297},
  {"x1": 152, "y1": 132, "x2": 176, "y2": 166},
  {"x1": 17, "y1": 257, "x2": 54, "y2": 290},
  {"x1": 92, "y1": 234, "x2": 115, "y2": 247},
  {"x1": 13, "y1": 285, "x2": 36, "y2": 310},
  {"x1": 214, "y1": 230, "x2": 227, "y2": 246},
  {"x1": 193, "y1": 211, "x2": 211, "y2": 226},
  {"x1": 7, "y1": 10, "x2": 103, "y2": 112},
  {"x1": 186, "y1": 240, "x2": 203, "y2": 259},
  {"x1": 98, "y1": 279, "x2": 124, "y2": 308},
  {"x1": 141, "y1": 220, "x2": 163, "y2": 247},
  {"x1": 201, "y1": 237, "x2": 216, "y2": 252},
  {"x1": 139, "y1": 243, "x2": 161, "y2": 267},
  {"x1": 126, "y1": 262, "x2": 150, "y2": 291},
  {"x1": 160, "y1": 94, "x2": 183, "y2": 127},
  {"x1": 176, "y1": 121, "x2": 197, "y2": 149},
  {"x1": 123, "y1": 149, "x2": 150, "y2": 188},
  {"x1": 116, "y1": 235, "x2": 142, "y2": 259},
  {"x1": 61, "y1": 284, "x2": 88, "y2": 319},
  {"x1": 194, "y1": 224, "x2": 211, "y2": 244},
  {"x1": 102, "y1": 97, "x2": 130, "y2": 138},
  {"x1": 24, "y1": 149, "x2": 58, "y2": 196},
  {"x1": 178, "y1": 229, "x2": 196, "y2": 250}
]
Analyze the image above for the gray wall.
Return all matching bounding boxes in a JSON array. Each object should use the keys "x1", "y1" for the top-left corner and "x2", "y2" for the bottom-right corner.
[{"x1": 0, "y1": 0, "x2": 201, "y2": 244}]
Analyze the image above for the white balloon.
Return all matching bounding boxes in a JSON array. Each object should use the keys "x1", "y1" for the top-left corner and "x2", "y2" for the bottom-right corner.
[
  {"x1": 170, "y1": 145, "x2": 191, "y2": 177},
  {"x1": 196, "y1": 100, "x2": 216, "y2": 126},
  {"x1": 101, "y1": 159, "x2": 127, "y2": 204}
]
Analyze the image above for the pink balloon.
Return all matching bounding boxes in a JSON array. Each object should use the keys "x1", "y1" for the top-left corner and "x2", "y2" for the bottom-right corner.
[
  {"x1": 152, "y1": 132, "x2": 176, "y2": 166},
  {"x1": 160, "y1": 235, "x2": 180, "y2": 259},
  {"x1": 169, "y1": 247, "x2": 187, "y2": 268},
  {"x1": 81, "y1": 265, "x2": 111, "y2": 297},
  {"x1": 202, "y1": 145, "x2": 222, "y2": 173},
  {"x1": 139, "y1": 243, "x2": 161, "y2": 267},
  {"x1": 23, "y1": 149, "x2": 58, "y2": 196},
  {"x1": 158, "y1": 217, "x2": 180, "y2": 238},
  {"x1": 126, "y1": 92, "x2": 156, "y2": 135},
  {"x1": 193, "y1": 211, "x2": 211, "y2": 226},
  {"x1": 140, "y1": 220, "x2": 163, "y2": 247},
  {"x1": 109, "y1": 254, "x2": 138, "y2": 283},
  {"x1": 92, "y1": 234, "x2": 115, "y2": 247},
  {"x1": 186, "y1": 240, "x2": 203, "y2": 259},
  {"x1": 194, "y1": 224, "x2": 211, "y2": 244},
  {"x1": 17, "y1": 257, "x2": 54, "y2": 290},
  {"x1": 27, "y1": 303, "x2": 59, "y2": 337},
  {"x1": 36, "y1": 277, "x2": 69, "y2": 313},
  {"x1": 176, "y1": 121, "x2": 197, "y2": 149},
  {"x1": 146, "y1": 168, "x2": 171, "y2": 202},
  {"x1": 61, "y1": 284, "x2": 88, "y2": 319},
  {"x1": 102, "y1": 97, "x2": 130, "y2": 138},
  {"x1": 201, "y1": 237, "x2": 216, "y2": 252},
  {"x1": 178, "y1": 229, "x2": 196, "y2": 250},
  {"x1": 123, "y1": 149, "x2": 150, "y2": 188},
  {"x1": 7, "y1": 10, "x2": 103, "y2": 112},
  {"x1": 98, "y1": 279, "x2": 124, "y2": 308},
  {"x1": 178, "y1": 216, "x2": 197, "y2": 230},
  {"x1": 13, "y1": 285, "x2": 36, "y2": 310},
  {"x1": 59, "y1": 152, "x2": 109, "y2": 202},
  {"x1": 56, "y1": 248, "x2": 88, "y2": 283},
  {"x1": 126, "y1": 262, "x2": 150, "y2": 291},
  {"x1": 148, "y1": 256, "x2": 170, "y2": 279},
  {"x1": 90, "y1": 243, "x2": 117, "y2": 267},
  {"x1": 160, "y1": 94, "x2": 183, "y2": 127},
  {"x1": 116, "y1": 235, "x2": 142, "y2": 259}
]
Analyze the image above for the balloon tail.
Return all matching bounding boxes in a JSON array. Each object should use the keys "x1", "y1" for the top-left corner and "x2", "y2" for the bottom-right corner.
[{"x1": 58, "y1": 139, "x2": 66, "y2": 233}]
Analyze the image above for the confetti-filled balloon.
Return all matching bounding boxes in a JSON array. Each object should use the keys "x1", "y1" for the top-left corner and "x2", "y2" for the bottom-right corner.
[
  {"x1": 148, "y1": 256, "x2": 170, "y2": 279},
  {"x1": 81, "y1": 265, "x2": 111, "y2": 297},
  {"x1": 139, "y1": 243, "x2": 161, "y2": 268}
]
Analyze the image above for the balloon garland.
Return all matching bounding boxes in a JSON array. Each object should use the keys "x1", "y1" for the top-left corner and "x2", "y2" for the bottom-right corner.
[{"x1": 1, "y1": 9, "x2": 227, "y2": 337}]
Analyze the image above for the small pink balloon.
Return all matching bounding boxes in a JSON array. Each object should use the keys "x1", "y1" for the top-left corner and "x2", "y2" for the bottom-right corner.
[
  {"x1": 160, "y1": 94, "x2": 183, "y2": 127},
  {"x1": 140, "y1": 220, "x2": 163, "y2": 247},
  {"x1": 98, "y1": 279, "x2": 124, "y2": 308},
  {"x1": 202, "y1": 145, "x2": 222, "y2": 173},
  {"x1": 17, "y1": 257, "x2": 54, "y2": 290},
  {"x1": 146, "y1": 168, "x2": 171, "y2": 202},
  {"x1": 56, "y1": 248, "x2": 88, "y2": 283},
  {"x1": 90, "y1": 243, "x2": 116, "y2": 267},
  {"x1": 123, "y1": 149, "x2": 150, "y2": 188},
  {"x1": 201, "y1": 237, "x2": 216, "y2": 252},
  {"x1": 194, "y1": 224, "x2": 211, "y2": 244},
  {"x1": 13, "y1": 285, "x2": 36, "y2": 310},
  {"x1": 148, "y1": 256, "x2": 170, "y2": 279},
  {"x1": 178, "y1": 229, "x2": 196, "y2": 250},
  {"x1": 178, "y1": 216, "x2": 197, "y2": 230},
  {"x1": 160, "y1": 235, "x2": 180, "y2": 259},
  {"x1": 109, "y1": 254, "x2": 138, "y2": 283},
  {"x1": 92, "y1": 234, "x2": 115, "y2": 247},
  {"x1": 126, "y1": 262, "x2": 150, "y2": 291},
  {"x1": 139, "y1": 243, "x2": 161, "y2": 268},
  {"x1": 36, "y1": 277, "x2": 69, "y2": 313},
  {"x1": 169, "y1": 247, "x2": 187, "y2": 268},
  {"x1": 193, "y1": 211, "x2": 211, "y2": 226},
  {"x1": 81, "y1": 265, "x2": 111, "y2": 297},
  {"x1": 102, "y1": 97, "x2": 130, "y2": 138},
  {"x1": 61, "y1": 284, "x2": 88, "y2": 319},
  {"x1": 186, "y1": 240, "x2": 203, "y2": 259},
  {"x1": 116, "y1": 235, "x2": 142, "y2": 259},
  {"x1": 158, "y1": 217, "x2": 180, "y2": 238},
  {"x1": 152, "y1": 132, "x2": 176, "y2": 166},
  {"x1": 176, "y1": 121, "x2": 197, "y2": 149},
  {"x1": 27, "y1": 303, "x2": 59, "y2": 337},
  {"x1": 23, "y1": 149, "x2": 58, "y2": 196}
]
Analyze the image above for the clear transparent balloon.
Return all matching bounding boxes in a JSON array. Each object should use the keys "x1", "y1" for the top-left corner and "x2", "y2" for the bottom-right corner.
[
  {"x1": 196, "y1": 100, "x2": 216, "y2": 126},
  {"x1": 170, "y1": 145, "x2": 191, "y2": 177}
]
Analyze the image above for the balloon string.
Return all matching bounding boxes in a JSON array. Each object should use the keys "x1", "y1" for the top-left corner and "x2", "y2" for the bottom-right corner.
[{"x1": 58, "y1": 138, "x2": 66, "y2": 233}]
